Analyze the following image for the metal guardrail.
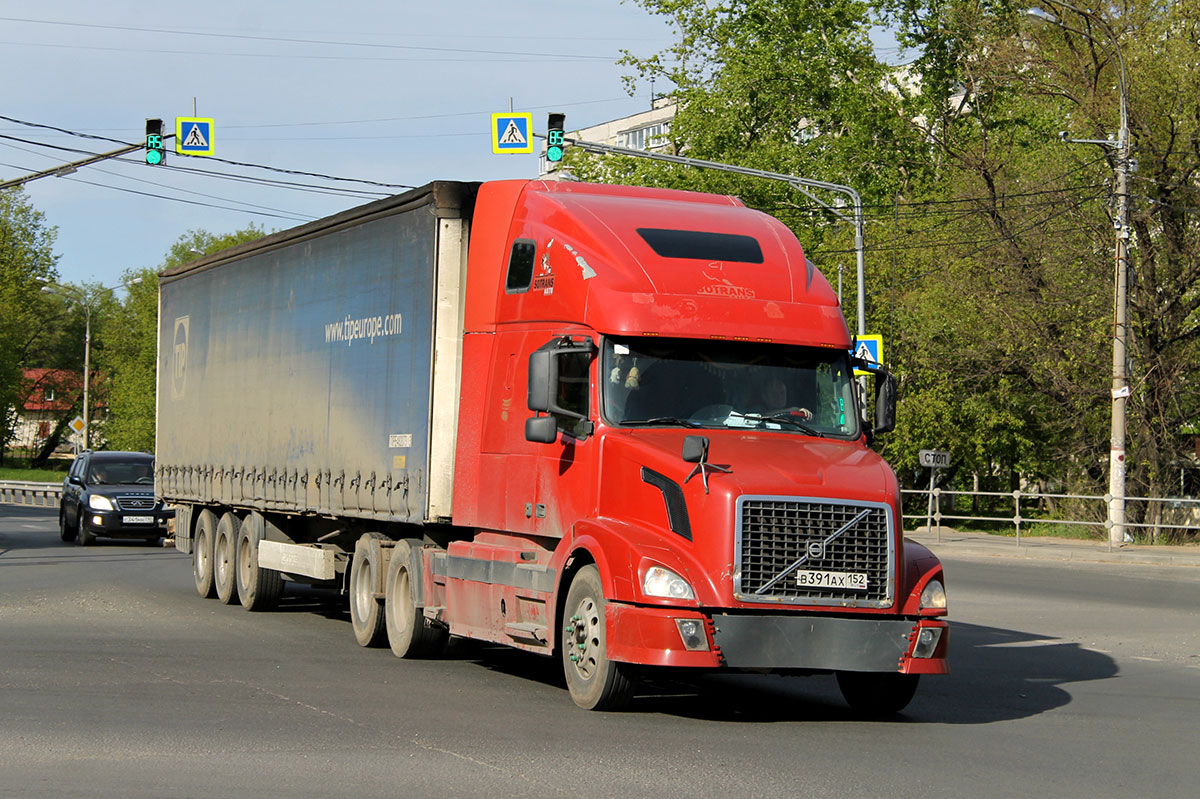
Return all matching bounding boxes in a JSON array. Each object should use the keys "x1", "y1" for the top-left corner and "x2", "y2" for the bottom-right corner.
[
  {"x1": 0, "y1": 480, "x2": 63, "y2": 508},
  {"x1": 902, "y1": 487, "x2": 1200, "y2": 550}
]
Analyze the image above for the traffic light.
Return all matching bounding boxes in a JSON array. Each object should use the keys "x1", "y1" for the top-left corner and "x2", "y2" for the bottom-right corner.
[
  {"x1": 546, "y1": 113, "x2": 566, "y2": 163},
  {"x1": 145, "y1": 118, "x2": 165, "y2": 165}
]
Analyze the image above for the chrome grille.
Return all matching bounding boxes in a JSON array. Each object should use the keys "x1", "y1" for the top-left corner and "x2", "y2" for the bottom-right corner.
[
  {"x1": 735, "y1": 496, "x2": 894, "y2": 607},
  {"x1": 116, "y1": 495, "x2": 156, "y2": 511}
]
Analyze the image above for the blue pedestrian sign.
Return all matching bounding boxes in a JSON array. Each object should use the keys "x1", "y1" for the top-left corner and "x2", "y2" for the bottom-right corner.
[
  {"x1": 491, "y1": 113, "x2": 533, "y2": 154},
  {"x1": 851, "y1": 334, "x2": 884, "y2": 376},
  {"x1": 175, "y1": 117, "x2": 214, "y2": 156}
]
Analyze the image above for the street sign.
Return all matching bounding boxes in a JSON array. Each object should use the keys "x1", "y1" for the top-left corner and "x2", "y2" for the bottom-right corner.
[
  {"x1": 491, "y1": 113, "x2": 533, "y2": 154},
  {"x1": 175, "y1": 117, "x2": 214, "y2": 156},
  {"x1": 69, "y1": 416, "x2": 85, "y2": 434},
  {"x1": 851, "y1": 334, "x2": 883, "y2": 376},
  {"x1": 919, "y1": 449, "x2": 951, "y2": 468}
]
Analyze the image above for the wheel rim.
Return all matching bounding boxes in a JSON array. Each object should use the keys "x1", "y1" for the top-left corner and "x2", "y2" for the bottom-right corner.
[
  {"x1": 215, "y1": 534, "x2": 231, "y2": 586},
  {"x1": 566, "y1": 595, "x2": 602, "y2": 682},
  {"x1": 237, "y1": 537, "x2": 253, "y2": 591},
  {"x1": 196, "y1": 530, "x2": 210, "y2": 580},
  {"x1": 390, "y1": 568, "x2": 412, "y2": 638},
  {"x1": 353, "y1": 559, "x2": 373, "y2": 622}
]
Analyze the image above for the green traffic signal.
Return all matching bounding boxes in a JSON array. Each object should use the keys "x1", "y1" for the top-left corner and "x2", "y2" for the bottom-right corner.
[
  {"x1": 145, "y1": 118, "x2": 165, "y2": 166},
  {"x1": 547, "y1": 112, "x2": 565, "y2": 163}
]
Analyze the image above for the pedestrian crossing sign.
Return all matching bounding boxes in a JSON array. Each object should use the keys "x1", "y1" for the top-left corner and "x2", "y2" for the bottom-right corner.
[
  {"x1": 491, "y1": 113, "x2": 533, "y2": 154},
  {"x1": 851, "y1": 334, "x2": 883, "y2": 376},
  {"x1": 175, "y1": 117, "x2": 214, "y2": 156}
]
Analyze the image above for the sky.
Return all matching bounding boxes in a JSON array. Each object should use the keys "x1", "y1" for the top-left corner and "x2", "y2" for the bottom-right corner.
[{"x1": 0, "y1": 1, "x2": 680, "y2": 289}]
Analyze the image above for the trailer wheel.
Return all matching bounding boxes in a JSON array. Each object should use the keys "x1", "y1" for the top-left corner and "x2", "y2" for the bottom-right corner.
[
  {"x1": 561, "y1": 565, "x2": 635, "y2": 711},
  {"x1": 836, "y1": 671, "x2": 920, "y2": 716},
  {"x1": 384, "y1": 539, "x2": 447, "y2": 658},
  {"x1": 350, "y1": 532, "x2": 389, "y2": 647},
  {"x1": 236, "y1": 512, "x2": 283, "y2": 611},
  {"x1": 214, "y1": 512, "x2": 241, "y2": 605},
  {"x1": 193, "y1": 509, "x2": 218, "y2": 599}
]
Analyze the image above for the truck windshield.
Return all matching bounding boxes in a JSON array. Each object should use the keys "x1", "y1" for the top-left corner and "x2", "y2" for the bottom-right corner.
[{"x1": 601, "y1": 336, "x2": 859, "y2": 439}]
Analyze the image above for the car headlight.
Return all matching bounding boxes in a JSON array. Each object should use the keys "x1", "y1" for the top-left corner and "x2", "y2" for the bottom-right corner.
[
  {"x1": 88, "y1": 494, "x2": 114, "y2": 511},
  {"x1": 920, "y1": 578, "x2": 947, "y2": 610},
  {"x1": 642, "y1": 565, "x2": 695, "y2": 600}
]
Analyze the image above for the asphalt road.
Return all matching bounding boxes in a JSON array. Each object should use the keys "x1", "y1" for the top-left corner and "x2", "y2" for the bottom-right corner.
[{"x1": 2, "y1": 503, "x2": 1198, "y2": 799}]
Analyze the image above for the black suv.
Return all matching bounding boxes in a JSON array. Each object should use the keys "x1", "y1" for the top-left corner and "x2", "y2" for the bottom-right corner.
[{"x1": 59, "y1": 451, "x2": 174, "y2": 545}]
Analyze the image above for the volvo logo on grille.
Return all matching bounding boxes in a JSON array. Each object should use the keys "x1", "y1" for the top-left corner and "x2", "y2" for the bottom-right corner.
[{"x1": 806, "y1": 540, "x2": 826, "y2": 560}]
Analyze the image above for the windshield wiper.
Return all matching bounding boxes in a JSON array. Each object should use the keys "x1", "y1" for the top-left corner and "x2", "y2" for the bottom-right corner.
[
  {"x1": 740, "y1": 412, "x2": 825, "y2": 437},
  {"x1": 621, "y1": 417, "x2": 703, "y2": 428}
]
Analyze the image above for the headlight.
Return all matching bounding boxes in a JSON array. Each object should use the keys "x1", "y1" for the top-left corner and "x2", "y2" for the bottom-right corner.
[
  {"x1": 642, "y1": 565, "x2": 695, "y2": 600},
  {"x1": 920, "y1": 579, "x2": 947, "y2": 610},
  {"x1": 88, "y1": 494, "x2": 114, "y2": 511}
]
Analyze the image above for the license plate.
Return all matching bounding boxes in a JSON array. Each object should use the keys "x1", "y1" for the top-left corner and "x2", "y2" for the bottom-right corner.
[
  {"x1": 122, "y1": 515, "x2": 154, "y2": 524},
  {"x1": 796, "y1": 570, "x2": 867, "y2": 590}
]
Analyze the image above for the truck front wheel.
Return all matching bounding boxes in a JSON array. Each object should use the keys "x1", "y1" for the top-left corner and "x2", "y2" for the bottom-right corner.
[
  {"x1": 561, "y1": 565, "x2": 635, "y2": 711},
  {"x1": 836, "y1": 671, "x2": 920, "y2": 716},
  {"x1": 350, "y1": 532, "x2": 389, "y2": 647}
]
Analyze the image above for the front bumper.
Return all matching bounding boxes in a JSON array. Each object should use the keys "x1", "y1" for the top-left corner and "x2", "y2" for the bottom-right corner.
[
  {"x1": 606, "y1": 603, "x2": 949, "y2": 674},
  {"x1": 80, "y1": 508, "x2": 175, "y2": 538}
]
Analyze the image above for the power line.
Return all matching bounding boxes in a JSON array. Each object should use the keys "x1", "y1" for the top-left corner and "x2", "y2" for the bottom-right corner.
[{"x1": 0, "y1": 16, "x2": 619, "y2": 61}]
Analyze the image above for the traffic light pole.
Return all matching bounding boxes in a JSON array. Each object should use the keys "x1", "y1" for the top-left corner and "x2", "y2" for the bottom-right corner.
[
  {"x1": 554, "y1": 135, "x2": 868, "y2": 337},
  {"x1": 0, "y1": 133, "x2": 176, "y2": 191}
]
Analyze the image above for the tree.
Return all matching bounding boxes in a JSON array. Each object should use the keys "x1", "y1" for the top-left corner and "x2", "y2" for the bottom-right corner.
[
  {"x1": 0, "y1": 188, "x2": 59, "y2": 463},
  {"x1": 98, "y1": 226, "x2": 268, "y2": 451}
]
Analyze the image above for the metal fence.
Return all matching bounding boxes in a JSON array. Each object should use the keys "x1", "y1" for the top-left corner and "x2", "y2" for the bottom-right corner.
[
  {"x1": 0, "y1": 480, "x2": 62, "y2": 508},
  {"x1": 902, "y1": 487, "x2": 1200, "y2": 549}
]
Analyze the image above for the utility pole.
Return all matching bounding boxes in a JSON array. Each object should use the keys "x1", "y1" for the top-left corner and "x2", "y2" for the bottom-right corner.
[{"x1": 1027, "y1": 3, "x2": 1131, "y2": 549}]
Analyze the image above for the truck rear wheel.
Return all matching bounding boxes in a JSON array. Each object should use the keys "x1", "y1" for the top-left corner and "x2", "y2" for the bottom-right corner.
[
  {"x1": 214, "y1": 512, "x2": 241, "y2": 605},
  {"x1": 193, "y1": 509, "x2": 218, "y2": 599},
  {"x1": 384, "y1": 539, "x2": 447, "y2": 658},
  {"x1": 836, "y1": 671, "x2": 920, "y2": 716},
  {"x1": 561, "y1": 565, "x2": 635, "y2": 711},
  {"x1": 350, "y1": 532, "x2": 389, "y2": 647},
  {"x1": 235, "y1": 512, "x2": 283, "y2": 611}
]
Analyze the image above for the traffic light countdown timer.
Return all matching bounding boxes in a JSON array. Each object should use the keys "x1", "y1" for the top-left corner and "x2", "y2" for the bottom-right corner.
[
  {"x1": 546, "y1": 113, "x2": 566, "y2": 163},
  {"x1": 145, "y1": 118, "x2": 165, "y2": 165}
]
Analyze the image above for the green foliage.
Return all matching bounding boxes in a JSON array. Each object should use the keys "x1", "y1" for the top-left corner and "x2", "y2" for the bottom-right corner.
[
  {"x1": 98, "y1": 226, "x2": 268, "y2": 452},
  {"x1": 0, "y1": 188, "x2": 59, "y2": 462}
]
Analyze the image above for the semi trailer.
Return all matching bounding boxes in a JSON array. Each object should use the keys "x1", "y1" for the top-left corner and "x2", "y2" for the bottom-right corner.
[{"x1": 156, "y1": 178, "x2": 948, "y2": 711}]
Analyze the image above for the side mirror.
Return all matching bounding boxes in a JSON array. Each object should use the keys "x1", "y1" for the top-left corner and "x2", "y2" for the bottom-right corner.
[
  {"x1": 527, "y1": 350, "x2": 554, "y2": 413},
  {"x1": 525, "y1": 415, "x2": 559, "y2": 444},
  {"x1": 682, "y1": 435, "x2": 709, "y2": 463},
  {"x1": 872, "y1": 370, "x2": 897, "y2": 436},
  {"x1": 68, "y1": 474, "x2": 83, "y2": 486}
]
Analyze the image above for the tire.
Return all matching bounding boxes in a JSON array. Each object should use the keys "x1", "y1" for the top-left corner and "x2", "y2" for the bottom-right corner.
[
  {"x1": 193, "y1": 509, "x2": 218, "y2": 599},
  {"x1": 76, "y1": 512, "x2": 95, "y2": 546},
  {"x1": 59, "y1": 507, "x2": 76, "y2": 543},
  {"x1": 349, "y1": 532, "x2": 389, "y2": 647},
  {"x1": 836, "y1": 671, "x2": 920, "y2": 716},
  {"x1": 561, "y1": 565, "x2": 635, "y2": 711},
  {"x1": 384, "y1": 539, "x2": 447, "y2": 658},
  {"x1": 214, "y1": 512, "x2": 241, "y2": 605},
  {"x1": 235, "y1": 512, "x2": 283, "y2": 611}
]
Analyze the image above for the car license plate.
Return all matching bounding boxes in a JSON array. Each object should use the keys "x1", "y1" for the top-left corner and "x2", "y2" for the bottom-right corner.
[
  {"x1": 796, "y1": 570, "x2": 867, "y2": 590},
  {"x1": 122, "y1": 515, "x2": 154, "y2": 524}
]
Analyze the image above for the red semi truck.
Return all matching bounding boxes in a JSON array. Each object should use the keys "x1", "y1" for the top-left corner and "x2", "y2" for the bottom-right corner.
[{"x1": 157, "y1": 179, "x2": 948, "y2": 712}]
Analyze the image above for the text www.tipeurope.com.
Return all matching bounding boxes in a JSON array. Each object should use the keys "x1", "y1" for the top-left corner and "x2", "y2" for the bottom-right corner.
[{"x1": 324, "y1": 312, "x2": 403, "y2": 346}]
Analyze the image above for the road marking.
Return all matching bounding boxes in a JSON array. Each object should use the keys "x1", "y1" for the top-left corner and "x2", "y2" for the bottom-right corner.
[{"x1": 1131, "y1": 656, "x2": 1162, "y2": 662}]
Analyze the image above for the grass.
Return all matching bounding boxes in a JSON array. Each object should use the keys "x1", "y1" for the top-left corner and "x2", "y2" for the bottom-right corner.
[{"x1": 0, "y1": 459, "x2": 70, "y2": 484}]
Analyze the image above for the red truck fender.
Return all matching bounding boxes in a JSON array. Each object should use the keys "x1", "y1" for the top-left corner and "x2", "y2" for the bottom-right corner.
[
  {"x1": 899, "y1": 538, "x2": 949, "y2": 617},
  {"x1": 557, "y1": 517, "x2": 718, "y2": 608}
]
